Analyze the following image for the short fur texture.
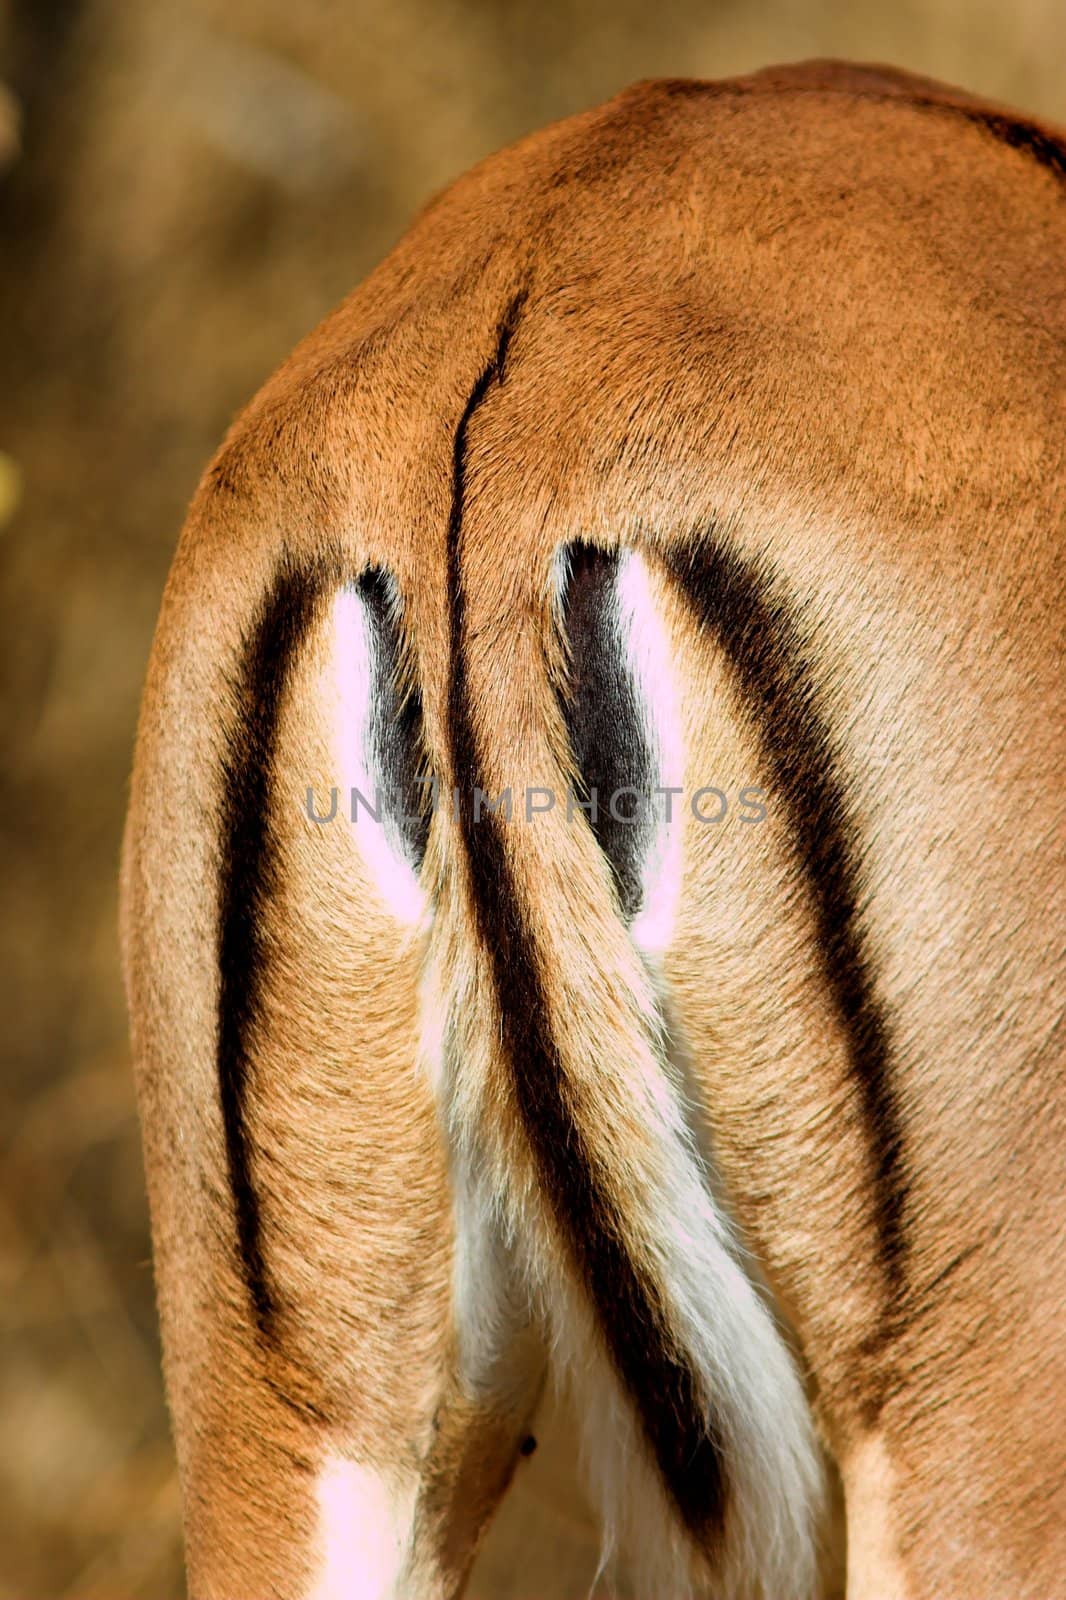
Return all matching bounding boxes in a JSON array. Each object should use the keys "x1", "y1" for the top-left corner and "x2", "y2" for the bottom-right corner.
[{"x1": 121, "y1": 61, "x2": 1066, "y2": 1599}]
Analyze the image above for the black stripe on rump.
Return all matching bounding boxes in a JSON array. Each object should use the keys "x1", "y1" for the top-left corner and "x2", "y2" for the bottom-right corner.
[
  {"x1": 445, "y1": 303, "x2": 729, "y2": 1545},
  {"x1": 218, "y1": 556, "x2": 326, "y2": 1334},
  {"x1": 666, "y1": 534, "x2": 909, "y2": 1312},
  {"x1": 557, "y1": 543, "x2": 657, "y2": 921},
  {"x1": 358, "y1": 567, "x2": 431, "y2": 870},
  {"x1": 218, "y1": 555, "x2": 428, "y2": 1336}
]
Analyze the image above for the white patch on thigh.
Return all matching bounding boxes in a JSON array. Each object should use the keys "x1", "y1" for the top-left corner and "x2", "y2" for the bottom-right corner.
[
  {"x1": 308, "y1": 1456, "x2": 415, "y2": 1600},
  {"x1": 845, "y1": 1434, "x2": 908, "y2": 1600},
  {"x1": 614, "y1": 551, "x2": 685, "y2": 959}
]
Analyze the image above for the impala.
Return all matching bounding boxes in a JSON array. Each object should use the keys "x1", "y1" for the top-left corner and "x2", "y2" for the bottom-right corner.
[{"x1": 121, "y1": 59, "x2": 1066, "y2": 1599}]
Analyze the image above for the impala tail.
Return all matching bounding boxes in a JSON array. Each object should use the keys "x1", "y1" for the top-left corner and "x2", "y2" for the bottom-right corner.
[{"x1": 439, "y1": 304, "x2": 823, "y2": 1597}]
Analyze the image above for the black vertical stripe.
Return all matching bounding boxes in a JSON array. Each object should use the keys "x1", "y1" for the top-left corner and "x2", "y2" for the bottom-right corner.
[
  {"x1": 557, "y1": 542, "x2": 657, "y2": 921},
  {"x1": 217, "y1": 555, "x2": 428, "y2": 1335},
  {"x1": 667, "y1": 534, "x2": 909, "y2": 1314},
  {"x1": 217, "y1": 555, "x2": 328, "y2": 1335},
  {"x1": 358, "y1": 567, "x2": 431, "y2": 869},
  {"x1": 445, "y1": 303, "x2": 730, "y2": 1544}
]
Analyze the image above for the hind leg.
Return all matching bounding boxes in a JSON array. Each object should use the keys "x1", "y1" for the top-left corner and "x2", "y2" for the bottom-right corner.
[
  {"x1": 123, "y1": 572, "x2": 551, "y2": 1596},
  {"x1": 137, "y1": 947, "x2": 544, "y2": 1597},
  {"x1": 168, "y1": 1281, "x2": 543, "y2": 1600},
  {"x1": 134, "y1": 920, "x2": 545, "y2": 1600}
]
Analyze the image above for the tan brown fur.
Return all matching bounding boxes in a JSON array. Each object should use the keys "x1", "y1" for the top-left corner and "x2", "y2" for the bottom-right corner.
[{"x1": 122, "y1": 60, "x2": 1066, "y2": 1597}]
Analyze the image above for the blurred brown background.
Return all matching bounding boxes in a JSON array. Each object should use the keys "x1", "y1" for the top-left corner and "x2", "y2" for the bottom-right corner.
[{"x1": 0, "y1": 1, "x2": 1061, "y2": 1594}]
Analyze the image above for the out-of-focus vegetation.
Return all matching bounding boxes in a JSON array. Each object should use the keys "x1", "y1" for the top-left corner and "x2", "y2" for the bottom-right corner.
[{"x1": 0, "y1": 1, "x2": 1061, "y2": 1593}]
